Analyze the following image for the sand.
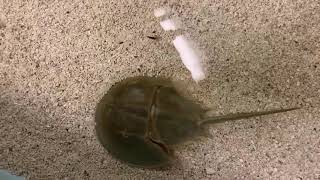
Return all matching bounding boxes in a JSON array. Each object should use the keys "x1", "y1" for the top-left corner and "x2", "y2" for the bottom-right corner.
[{"x1": 0, "y1": 0, "x2": 319, "y2": 179}]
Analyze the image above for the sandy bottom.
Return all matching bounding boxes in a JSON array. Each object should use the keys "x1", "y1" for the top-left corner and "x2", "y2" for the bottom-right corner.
[{"x1": 0, "y1": 0, "x2": 319, "y2": 179}]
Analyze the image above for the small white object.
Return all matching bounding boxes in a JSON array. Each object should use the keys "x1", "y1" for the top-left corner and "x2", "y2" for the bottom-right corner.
[
  {"x1": 159, "y1": 19, "x2": 178, "y2": 31},
  {"x1": 173, "y1": 35, "x2": 205, "y2": 82},
  {"x1": 205, "y1": 167, "x2": 215, "y2": 175},
  {"x1": 154, "y1": 7, "x2": 169, "y2": 17}
]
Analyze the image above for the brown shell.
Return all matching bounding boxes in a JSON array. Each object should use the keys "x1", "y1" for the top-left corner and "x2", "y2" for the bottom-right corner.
[{"x1": 95, "y1": 76, "x2": 205, "y2": 168}]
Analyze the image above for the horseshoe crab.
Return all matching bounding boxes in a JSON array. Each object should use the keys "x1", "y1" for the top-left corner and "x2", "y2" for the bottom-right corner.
[{"x1": 95, "y1": 76, "x2": 298, "y2": 168}]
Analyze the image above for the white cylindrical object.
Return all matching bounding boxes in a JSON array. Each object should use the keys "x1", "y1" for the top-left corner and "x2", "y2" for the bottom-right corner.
[
  {"x1": 154, "y1": 7, "x2": 169, "y2": 17},
  {"x1": 159, "y1": 19, "x2": 178, "y2": 31},
  {"x1": 173, "y1": 35, "x2": 205, "y2": 82}
]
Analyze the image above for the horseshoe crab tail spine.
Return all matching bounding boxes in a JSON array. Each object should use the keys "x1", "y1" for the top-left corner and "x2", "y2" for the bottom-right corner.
[{"x1": 199, "y1": 107, "x2": 300, "y2": 126}]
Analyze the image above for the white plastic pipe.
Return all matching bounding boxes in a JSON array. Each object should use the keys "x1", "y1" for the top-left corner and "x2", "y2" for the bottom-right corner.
[
  {"x1": 159, "y1": 19, "x2": 178, "y2": 31},
  {"x1": 154, "y1": 7, "x2": 169, "y2": 17},
  {"x1": 173, "y1": 35, "x2": 205, "y2": 82}
]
